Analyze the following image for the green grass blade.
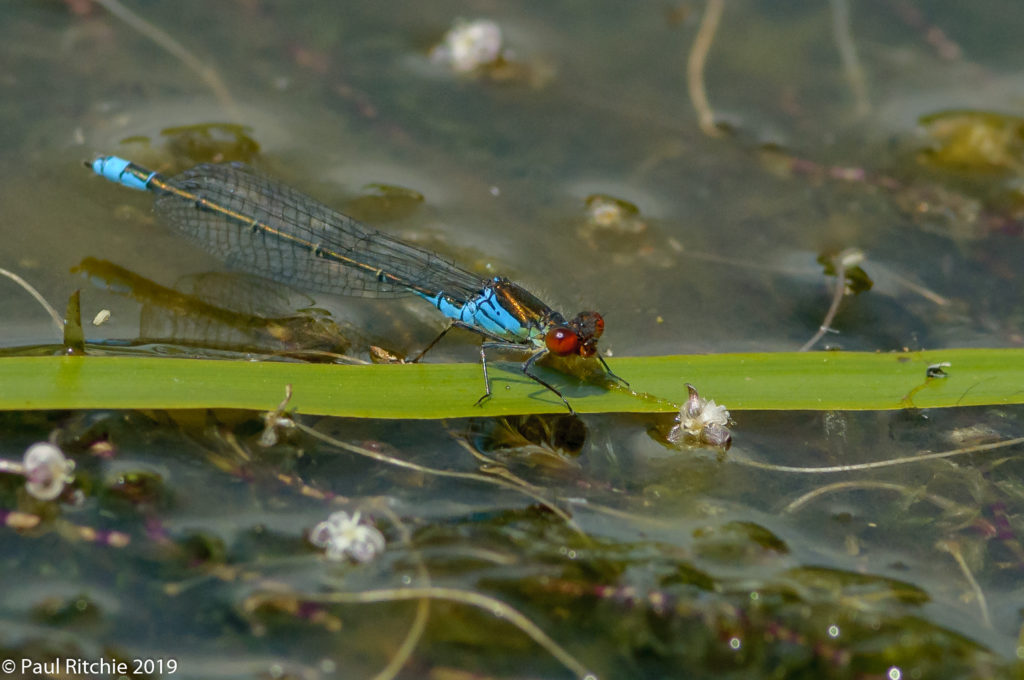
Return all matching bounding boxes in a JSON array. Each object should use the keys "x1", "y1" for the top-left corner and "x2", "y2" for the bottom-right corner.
[{"x1": 1, "y1": 348, "x2": 1022, "y2": 418}]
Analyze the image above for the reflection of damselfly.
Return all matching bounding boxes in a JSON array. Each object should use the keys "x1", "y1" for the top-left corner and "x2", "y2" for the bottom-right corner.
[
  {"x1": 89, "y1": 156, "x2": 624, "y2": 412},
  {"x1": 73, "y1": 256, "x2": 359, "y2": 361}
]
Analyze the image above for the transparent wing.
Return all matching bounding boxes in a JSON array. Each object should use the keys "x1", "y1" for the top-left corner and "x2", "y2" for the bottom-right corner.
[{"x1": 155, "y1": 162, "x2": 487, "y2": 301}]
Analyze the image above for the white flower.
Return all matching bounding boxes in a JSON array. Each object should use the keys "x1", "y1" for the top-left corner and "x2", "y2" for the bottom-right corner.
[
  {"x1": 309, "y1": 511, "x2": 386, "y2": 563},
  {"x1": 23, "y1": 442, "x2": 75, "y2": 501},
  {"x1": 668, "y1": 384, "x2": 732, "y2": 449},
  {"x1": 430, "y1": 19, "x2": 503, "y2": 73}
]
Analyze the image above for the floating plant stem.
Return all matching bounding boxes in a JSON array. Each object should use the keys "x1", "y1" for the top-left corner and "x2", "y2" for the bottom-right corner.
[
  {"x1": 367, "y1": 502, "x2": 430, "y2": 680},
  {"x1": 293, "y1": 422, "x2": 581, "y2": 532},
  {"x1": 937, "y1": 539, "x2": 992, "y2": 629},
  {"x1": 687, "y1": 0, "x2": 726, "y2": 137},
  {"x1": 93, "y1": 0, "x2": 240, "y2": 119},
  {"x1": 734, "y1": 435, "x2": 1024, "y2": 474},
  {"x1": 799, "y1": 248, "x2": 864, "y2": 352},
  {"x1": 305, "y1": 586, "x2": 595, "y2": 680},
  {"x1": 0, "y1": 267, "x2": 63, "y2": 336},
  {"x1": 829, "y1": 0, "x2": 871, "y2": 117},
  {"x1": 782, "y1": 479, "x2": 971, "y2": 515}
]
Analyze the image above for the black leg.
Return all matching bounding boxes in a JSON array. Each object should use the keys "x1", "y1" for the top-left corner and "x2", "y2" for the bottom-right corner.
[
  {"x1": 410, "y1": 323, "x2": 456, "y2": 363},
  {"x1": 426, "y1": 333, "x2": 581, "y2": 413},
  {"x1": 473, "y1": 343, "x2": 493, "y2": 407},
  {"x1": 597, "y1": 354, "x2": 629, "y2": 387},
  {"x1": 473, "y1": 341, "x2": 533, "y2": 408},
  {"x1": 522, "y1": 349, "x2": 575, "y2": 415},
  {"x1": 413, "y1": 321, "x2": 513, "y2": 363}
]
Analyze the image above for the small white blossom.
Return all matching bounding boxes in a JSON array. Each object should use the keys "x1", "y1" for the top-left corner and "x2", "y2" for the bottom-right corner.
[
  {"x1": 668, "y1": 384, "x2": 732, "y2": 449},
  {"x1": 23, "y1": 442, "x2": 75, "y2": 501},
  {"x1": 309, "y1": 511, "x2": 386, "y2": 563},
  {"x1": 430, "y1": 19, "x2": 504, "y2": 73}
]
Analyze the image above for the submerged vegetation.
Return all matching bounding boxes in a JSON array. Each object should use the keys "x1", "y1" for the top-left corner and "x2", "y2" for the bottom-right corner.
[{"x1": 2, "y1": 1, "x2": 1024, "y2": 678}]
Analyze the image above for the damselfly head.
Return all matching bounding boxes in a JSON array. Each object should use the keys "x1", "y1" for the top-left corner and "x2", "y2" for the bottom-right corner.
[{"x1": 545, "y1": 311, "x2": 605, "y2": 357}]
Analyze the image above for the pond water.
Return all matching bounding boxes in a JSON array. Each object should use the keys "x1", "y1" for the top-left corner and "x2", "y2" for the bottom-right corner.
[{"x1": 2, "y1": 1, "x2": 1024, "y2": 678}]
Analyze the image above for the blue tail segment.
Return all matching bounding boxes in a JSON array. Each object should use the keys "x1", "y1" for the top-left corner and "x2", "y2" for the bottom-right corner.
[
  {"x1": 91, "y1": 155, "x2": 155, "y2": 192},
  {"x1": 87, "y1": 155, "x2": 616, "y2": 412}
]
